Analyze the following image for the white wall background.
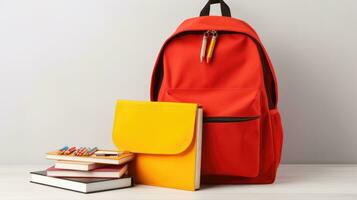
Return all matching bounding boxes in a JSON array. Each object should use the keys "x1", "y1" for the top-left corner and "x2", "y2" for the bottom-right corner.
[{"x1": 1, "y1": 0, "x2": 356, "y2": 164}]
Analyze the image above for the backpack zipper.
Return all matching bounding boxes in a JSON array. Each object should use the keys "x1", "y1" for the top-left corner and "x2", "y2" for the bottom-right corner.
[
  {"x1": 200, "y1": 31, "x2": 209, "y2": 63},
  {"x1": 203, "y1": 116, "x2": 259, "y2": 123},
  {"x1": 200, "y1": 30, "x2": 218, "y2": 63}
]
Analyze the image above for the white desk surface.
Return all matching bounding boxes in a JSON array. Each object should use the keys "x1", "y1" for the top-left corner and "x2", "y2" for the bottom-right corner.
[{"x1": 0, "y1": 165, "x2": 356, "y2": 200}]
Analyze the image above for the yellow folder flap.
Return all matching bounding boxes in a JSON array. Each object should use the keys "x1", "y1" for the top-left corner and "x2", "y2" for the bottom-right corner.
[{"x1": 112, "y1": 100, "x2": 198, "y2": 155}]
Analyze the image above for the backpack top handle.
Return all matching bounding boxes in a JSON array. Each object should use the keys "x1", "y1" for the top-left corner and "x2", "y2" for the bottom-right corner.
[{"x1": 200, "y1": 0, "x2": 231, "y2": 17}]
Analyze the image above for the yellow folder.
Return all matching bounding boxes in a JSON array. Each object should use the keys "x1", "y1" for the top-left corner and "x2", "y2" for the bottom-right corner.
[{"x1": 112, "y1": 100, "x2": 202, "y2": 191}]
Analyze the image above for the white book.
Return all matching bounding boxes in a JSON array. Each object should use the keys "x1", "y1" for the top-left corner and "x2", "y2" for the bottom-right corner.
[{"x1": 30, "y1": 171, "x2": 133, "y2": 193}]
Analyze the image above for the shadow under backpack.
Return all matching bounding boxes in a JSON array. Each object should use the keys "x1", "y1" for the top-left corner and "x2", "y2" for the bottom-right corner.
[{"x1": 150, "y1": 0, "x2": 283, "y2": 184}]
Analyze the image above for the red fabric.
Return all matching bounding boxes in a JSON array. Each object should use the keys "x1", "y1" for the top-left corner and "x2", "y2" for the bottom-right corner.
[{"x1": 150, "y1": 16, "x2": 283, "y2": 184}]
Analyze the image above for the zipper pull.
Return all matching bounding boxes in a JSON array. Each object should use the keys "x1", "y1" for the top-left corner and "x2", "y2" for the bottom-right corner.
[
  {"x1": 206, "y1": 31, "x2": 218, "y2": 64},
  {"x1": 200, "y1": 31, "x2": 209, "y2": 63}
]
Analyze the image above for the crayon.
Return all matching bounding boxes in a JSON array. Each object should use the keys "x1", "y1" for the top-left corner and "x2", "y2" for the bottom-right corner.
[
  {"x1": 57, "y1": 146, "x2": 68, "y2": 155},
  {"x1": 63, "y1": 146, "x2": 76, "y2": 155},
  {"x1": 86, "y1": 147, "x2": 98, "y2": 156},
  {"x1": 80, "y1": 147, "x2": 88, "y2": 156},
  {"x1": 78, "y1": 147, "x2": 86, "y2": 156},
  {"x1": 75, "y1": 147, "x2": 83, "y2": 156}
]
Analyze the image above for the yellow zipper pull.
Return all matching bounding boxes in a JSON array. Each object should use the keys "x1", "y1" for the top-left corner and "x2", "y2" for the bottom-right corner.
[
  {"x1": 206, "y1": 30, "x2": 218, "y2": 64},
  {"x1": 200, "y1": 31, "x2": 209, "y2": 63}
]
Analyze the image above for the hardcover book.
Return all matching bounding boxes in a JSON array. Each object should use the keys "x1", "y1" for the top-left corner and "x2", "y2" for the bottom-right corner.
[{"x1": 30, "y1": 171, "x2": 133, "y2": 193}]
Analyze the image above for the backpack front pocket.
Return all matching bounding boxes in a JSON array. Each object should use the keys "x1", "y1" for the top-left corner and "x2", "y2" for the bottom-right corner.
[
  {"x1": 163, "y1": 88, "x2": 261, "y2": 177},
  {"x1": 202, "y1": 117, "x2": 260, "y2": 177}
]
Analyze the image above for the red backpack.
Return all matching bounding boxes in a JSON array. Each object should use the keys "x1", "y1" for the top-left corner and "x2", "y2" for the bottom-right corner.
[{"x1": 150, "y1": 0, "x2": 283, "y2": 184}]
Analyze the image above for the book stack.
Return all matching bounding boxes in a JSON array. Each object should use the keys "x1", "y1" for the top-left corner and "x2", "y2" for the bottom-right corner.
[{"x1": 30, "y1": 147, "x2": 135, "y2": 193}]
